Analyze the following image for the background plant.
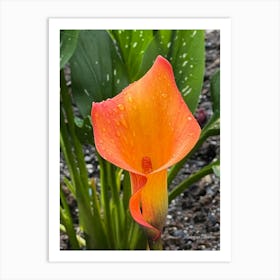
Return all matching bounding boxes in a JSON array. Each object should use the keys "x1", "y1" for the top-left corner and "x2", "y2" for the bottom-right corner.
[{"x1": 60, "y1": 29, "x2": 220, "y2": 250}]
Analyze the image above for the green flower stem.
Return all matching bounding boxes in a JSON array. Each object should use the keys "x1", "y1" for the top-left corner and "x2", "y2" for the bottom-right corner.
[
  {"x1": 60, "y1": 71, "x2": 89, "y2": 194},
  {"x1": 167, "y1": 116, "x2": 220, "y2": 185},
  {"x1": 127, "y1": 221, "x2": 147, "y2": 250},
  {"x1": 106, "y1": 162, "x2": 125, "y2": 247},
  {"x1": 60, "y1": 71, "x2": 108, "y2": 249},
  {"x1": 98, "y1": 155, "x2": 114, "y2": 248},
  {"x1": 60, "y1": 224, "x2": 86, "y2": 247},
  {"x1": 148, "y1": 238, "x2": 163, "y2": 250},
  {"x1": 60, "y1": 188, "x2": 80, "y2": 249},
  {"x1": 89, "y1": 178, "x2": 102, "y2": 219},
  {"x1": 168, "y1": 159, "x2": 220, "y2": 203},
  {"x1": 60, "y1": 120, "x2": 97, "y2": 248}
]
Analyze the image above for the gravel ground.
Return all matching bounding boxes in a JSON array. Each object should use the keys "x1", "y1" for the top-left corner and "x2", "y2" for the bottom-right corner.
[{"x1": 60, "y1": 30, "x2": 220, "y2": 250}]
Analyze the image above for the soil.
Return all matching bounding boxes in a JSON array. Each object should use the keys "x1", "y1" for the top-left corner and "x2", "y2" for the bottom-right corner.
[{"x1": 60, "y1": 30, "x2": 220, "y2": 250}]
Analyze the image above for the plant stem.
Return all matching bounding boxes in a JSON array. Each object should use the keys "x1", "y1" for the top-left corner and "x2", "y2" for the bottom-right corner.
[
  {"x1": 168, "y1": 159, "x2": 220, "y2": 202},
  {"x1": 148, "y1": 238, "x2": 163, "y2": 250}
]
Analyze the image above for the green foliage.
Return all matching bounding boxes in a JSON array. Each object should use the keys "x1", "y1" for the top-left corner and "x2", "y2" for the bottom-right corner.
[
  {"x1": 109, "y1": 30, "x2": 154, "y2": 81},
  {"x1": 70, "y1": 29, "x2": 205, "y2": 119},
  {"x1": 139, "y1": 30, "x2": 205, "y2": 112},
  {"x1": 60, "y1": 30, "x2": 80, "y2": 69},
  {"x1": 60, "y1": 29, "x2": 219, "y2": 250},
  {"x1": 70, "y1": 30, "x2": 129, "y2": 117},
  {"x1": 74, "y1": 116, "x2": 94, "y2": 145},
  {"x1": 210, "y1": 69, "x2": 220, "y2": 116}
]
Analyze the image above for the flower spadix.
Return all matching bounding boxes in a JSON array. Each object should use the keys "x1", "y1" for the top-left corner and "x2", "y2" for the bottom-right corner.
[{"x1": 91, "y1": 56, "x2": 201, "y2": 241}]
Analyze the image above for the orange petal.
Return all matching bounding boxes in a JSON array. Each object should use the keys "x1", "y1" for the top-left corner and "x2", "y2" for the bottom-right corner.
[
  {"x1": 91, "y1": 55, "x2": 201, "y2": 174},
  {"x1": 129, "y1": 170, "x2": 168, "y2": 240}
]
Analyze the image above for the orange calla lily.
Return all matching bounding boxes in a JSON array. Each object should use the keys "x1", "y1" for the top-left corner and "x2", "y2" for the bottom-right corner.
[{"x1": 91, "y1": 55, "x2": 201, "y2": 243}]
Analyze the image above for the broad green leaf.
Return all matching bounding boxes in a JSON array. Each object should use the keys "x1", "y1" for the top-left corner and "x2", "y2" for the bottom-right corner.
[
  {"x1": 139, "y1": 30, "x2": 205, "y2": 113},
  {"x1": 137, "y1": 30, "x2": 173, "y2": 78},
  {"x1": 210, "y1": 70, "x2": 220, "y2": 115},
  {"x1": 169, "y1": 30, "x2": 205, "y2": 113},
  {"x1": 74, "y1": 116, "x2": 93, "y2": 145},
  {"x1": 109, "y1": 30, "x2": 154, "y2": 82},
  {"x1": 60, "y1": 30, "x2": 80, "y2": 69},
  {"x1": 70, "y1": 30, "x2": 129, "y2": 117}
]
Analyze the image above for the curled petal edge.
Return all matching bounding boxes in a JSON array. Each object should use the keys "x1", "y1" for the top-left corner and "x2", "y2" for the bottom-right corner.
[{"x1": 129, "y1": 189, "x2": 161, "y2": 241}]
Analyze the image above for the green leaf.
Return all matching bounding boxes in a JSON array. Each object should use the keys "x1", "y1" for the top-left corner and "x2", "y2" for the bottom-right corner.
[
  {"x1": 60, "y1": 186, "x2": 80, "y2": 249},
  {"x1": 74, "y1": 116, "x2": 94, "y2": 145},
  {"x1": 168, "y1": 159, "x2": 219, "y2": 202},
  {"x1": 60, "y1": 30, "x2": 80, "y2": 69},
  {"x1": 210, "y1": 70, "x2": 220, "y2": 115},
  {"x1": 139, "y1": 30, "x2": 205, "y2": 113},
  {"x1": 122, "y1": 170, "x2": 131, "y2": 211},
  {"x1": 212, "y1": 165, "x2": 220, "y2": 177},
  {"x1": 70, "y1": 30, "x2": 129, "y2": 117},
  {"x1": 137, "y1": 30, "x2": 173, "y2": 77},
  {"x1": 109, "y1": 30, "x2": 154, "y2": 81},
  {"x1": 169, "y1": 30, "x2": 205, "y2": 113}
]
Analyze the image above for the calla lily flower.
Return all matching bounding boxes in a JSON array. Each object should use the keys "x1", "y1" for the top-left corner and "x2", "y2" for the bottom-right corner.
[{"x1": 91, "y1": 55, "x2": 201, "y2": 244}]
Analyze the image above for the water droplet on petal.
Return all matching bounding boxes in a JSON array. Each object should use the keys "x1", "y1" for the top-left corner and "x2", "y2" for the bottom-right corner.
[
  {"x1": 118, "y1": 104, "x2": 125, "y2": 110},
  {"x1": 161, "y1": 93, "x2": 168, "y2": 98},
  {"x1": 128, "y1": 95, "x2": 133, "y2": 103},
  {"x1": 120, "y1": 118, "x2": 128, "y2": 128},
  {"x1": 187, "y1": 116, "x2": 192, "y2": 121}
]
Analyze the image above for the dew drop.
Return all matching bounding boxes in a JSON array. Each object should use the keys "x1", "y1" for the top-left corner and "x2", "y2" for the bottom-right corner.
[
  {"x1": 128, "y1": 95, "x2": 133, "y2": 103},
  {"x1": 118, "y1": 104, "x2": 124, "y2": 110},
  {"x1": 120, "y1": 118, "x2": 128, "y2": 128},
  {"x1": 167, "y1": 42, "x2": 171, "y2": 48},
  {"x1": 161, "y1": 92, "x2": 168, "y2": 98},
  {"x1": 187, "y1": 116, "x2": 192, "y2": 121},
  {"x1": 84, "y1": 89, "x2": 90, "y2": 96},
  {"x1": 191, "y1": 30, "x2": 197, "y2": 37},
  {"x1": 132, "y1": 42, "x2": 138, "y2": 48}
]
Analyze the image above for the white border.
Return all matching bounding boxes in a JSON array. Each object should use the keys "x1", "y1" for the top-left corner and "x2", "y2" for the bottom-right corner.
[{"x1": 49, "y1": 18, "x2": 231, "y2": 262}]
